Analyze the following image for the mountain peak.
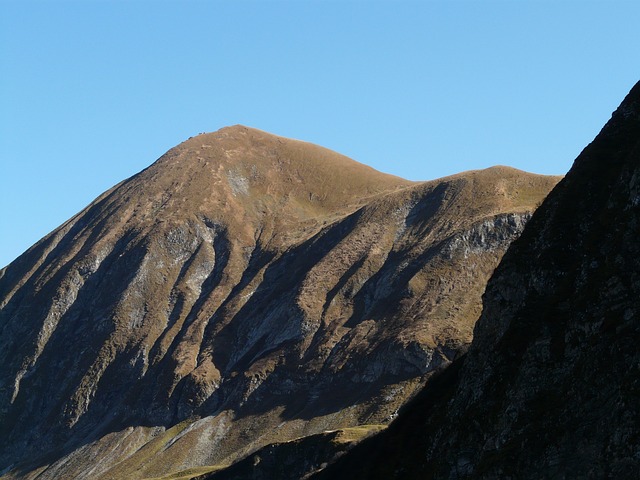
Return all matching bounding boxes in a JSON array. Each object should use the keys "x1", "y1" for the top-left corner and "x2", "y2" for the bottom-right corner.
[
  {"x1": 134, "y1": 127, "x2": 415, "y2": 248},
  {"x1": 0, "y1": 127, "x2": 560, "y2": 479}
]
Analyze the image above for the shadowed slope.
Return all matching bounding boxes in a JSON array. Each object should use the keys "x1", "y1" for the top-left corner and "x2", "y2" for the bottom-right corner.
[{"x1": 313, "y1": 83, "x2": 640, "y2": 479}]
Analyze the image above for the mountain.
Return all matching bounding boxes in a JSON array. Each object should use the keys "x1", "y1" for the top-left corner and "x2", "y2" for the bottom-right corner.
[
  {"x1": 0, "y1": 126, "x2": 559, "y2": 479},
  {"x1": 308, "y1": 83, "x2": 640, "y2": 478}
]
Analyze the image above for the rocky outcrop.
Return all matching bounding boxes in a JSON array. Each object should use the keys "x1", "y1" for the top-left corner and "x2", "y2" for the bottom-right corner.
[
  {"x1": 313, "y1": 83, "x2": 640, "y2": 479},
  {"x1": 0, "y1": 127, "x2": 558, "y2": 479}
]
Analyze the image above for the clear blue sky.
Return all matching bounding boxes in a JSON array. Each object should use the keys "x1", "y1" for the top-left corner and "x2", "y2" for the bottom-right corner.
[{"x1": 1, "y1": 0, "x2": 639, "y2": 268}]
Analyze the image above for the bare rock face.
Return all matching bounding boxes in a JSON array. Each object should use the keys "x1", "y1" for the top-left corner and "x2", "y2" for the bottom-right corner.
[
  {"x1": 313, "y1": 83, "x2": 640, "y2": 479},
  {"x1": 0, "y1": 126, "x2": 558, "y2": 479}
]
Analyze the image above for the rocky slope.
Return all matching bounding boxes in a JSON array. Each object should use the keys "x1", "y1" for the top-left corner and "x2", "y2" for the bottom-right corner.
[
  {"x1": 310, "y1": 83, "x2": 640, "y2": 478},
  {"x1": 0, "y1": 126, "x2": 558, "y2": 479}
]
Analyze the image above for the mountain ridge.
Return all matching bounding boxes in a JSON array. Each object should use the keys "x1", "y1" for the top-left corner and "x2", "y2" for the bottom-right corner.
[{"x1": 307, "y1": 81, "x2": 640, "y2": 479}]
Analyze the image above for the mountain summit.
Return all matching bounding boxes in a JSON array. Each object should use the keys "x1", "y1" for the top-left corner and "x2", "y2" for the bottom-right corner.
[{"x1": 0, "y1": 126, "x2": 558, "y2": 479}]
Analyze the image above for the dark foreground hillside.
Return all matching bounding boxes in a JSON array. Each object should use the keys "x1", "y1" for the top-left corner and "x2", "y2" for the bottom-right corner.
[{"x1": 311, "y1": 82, "x2": 640, "y2": 479}]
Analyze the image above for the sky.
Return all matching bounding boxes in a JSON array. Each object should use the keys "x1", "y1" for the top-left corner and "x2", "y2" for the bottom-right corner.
[{"x1": 1, "y1": 0, "x2": 639, "y2": 268}]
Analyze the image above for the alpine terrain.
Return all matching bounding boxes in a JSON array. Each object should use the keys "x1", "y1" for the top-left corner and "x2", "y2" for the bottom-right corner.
[
  {"x1": 0, "y1": 126, "x2": 559, "y2": 479},
  {"x1": 306, "y1": 82, "x2": 640, "y2": 478}
]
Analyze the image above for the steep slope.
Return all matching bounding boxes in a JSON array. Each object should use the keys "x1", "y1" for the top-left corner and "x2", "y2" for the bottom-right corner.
[
  {"x1": 0, "y1": 126, "x2": 558, "y2": 479},
  {"x1": 313, "y1": 83, "x2": 640, "y2": 478}
]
